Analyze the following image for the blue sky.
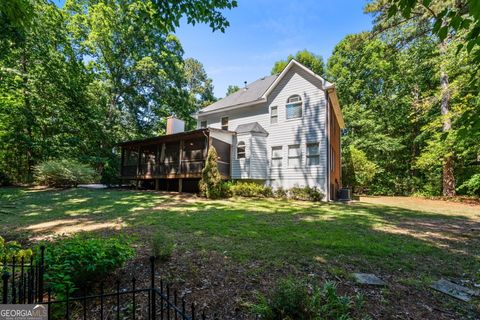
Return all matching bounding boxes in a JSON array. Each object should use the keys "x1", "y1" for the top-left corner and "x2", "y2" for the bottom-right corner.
[
  {"x1": 54, "y1": 0, "x2": 372, "y2": 97},
  {"x1": 175, "y1": 0, "x2": 372, "y2": 97}
]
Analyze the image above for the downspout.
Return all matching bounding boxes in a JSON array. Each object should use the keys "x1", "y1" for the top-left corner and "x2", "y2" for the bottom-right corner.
[{"x1": 325, "y1": 90, "x2": 331, "y2": 202}]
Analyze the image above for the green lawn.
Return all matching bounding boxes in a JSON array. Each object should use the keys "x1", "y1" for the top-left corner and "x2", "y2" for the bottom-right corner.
[{"x1": 1, "y1": 187, "x2": 478, "y2": 283}]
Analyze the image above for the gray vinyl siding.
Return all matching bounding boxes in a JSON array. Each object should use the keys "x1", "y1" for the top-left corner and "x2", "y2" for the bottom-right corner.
[{"x1": 198, "y1": 65, "x2": 328, "y2": 193}]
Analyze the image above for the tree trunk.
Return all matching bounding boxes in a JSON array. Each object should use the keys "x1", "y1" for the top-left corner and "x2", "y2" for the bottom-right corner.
[{"x1": 439, "y1": 40, "x2": 455, "y2": 196}]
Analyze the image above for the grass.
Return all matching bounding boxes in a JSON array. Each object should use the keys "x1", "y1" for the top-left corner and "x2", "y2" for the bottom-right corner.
[{"x1": 0, "y1": 187, "x2": 478, "y2": 283}]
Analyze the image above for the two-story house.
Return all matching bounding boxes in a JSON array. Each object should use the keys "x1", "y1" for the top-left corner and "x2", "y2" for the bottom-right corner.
[{"x1": 118, "y1": 59, "x2": 344, "y2": 200}]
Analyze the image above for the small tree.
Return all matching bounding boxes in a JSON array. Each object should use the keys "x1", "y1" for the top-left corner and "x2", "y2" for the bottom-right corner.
[
  {"x1": 343, "y1": 146, "x2": 378, "y2": 194},
  {"x1": 199, "y1": 146, "x2": 223, "y2": 199}
]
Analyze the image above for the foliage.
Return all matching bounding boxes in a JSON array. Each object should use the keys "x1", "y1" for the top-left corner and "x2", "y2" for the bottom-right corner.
[
  {"x1": 342, "y1": 146, "x2": 379, "y2": 194},
  {"x1": 230, "y1": 181, "x2": 273, "y2": 198},
  {"x1": 34, "y1": 159, "x2": 97, "y2": 187},
  {"x1": 251, "y1": 278, "x2": 361, "y2": 320},
  {"x1": 0, "y1": 0, "x2": 235, "y2": 184},
  {"x1": 199, "y1": 147, "x2": 225, "y2": 199},
  {"x1": 0, "y1": 236, "x2": 33, "y2": 262},
  {"x1": 361, "y1": 0, "x2": 480, "y2": 196},
  {"x1": 289, "y1": 186, "x2": 324, "y2": 201},
  {"x1": 42, "y1": 235, "x2": 135, "y2": 296},
  {"x1": 367, "y1": 0, "x2": 480, "y2": 67},
  {"x1": 151, "y1": 232, "x2": 175, "y2": 261},
  {"x1": 226, "y1": 85, "x2": 240, "y2": 96},
  {"x1": 271, "y1": 49, "x2": 325, "y2": 76},
  {"x1": 274, "y1": 187, "x2": 288, "y2": 199},
  {"x1": 0, "y1": 171, "x2": 12, "y2": 186},
  {"x1": 184, "y1": 58, "x2": 217, "y2": 119},
  {"x1": 458, "y1": 174, "x2": 480, "y2": 196}
]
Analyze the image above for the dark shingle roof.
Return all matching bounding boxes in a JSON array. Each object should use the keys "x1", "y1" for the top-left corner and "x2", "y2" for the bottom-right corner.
[{"x1": 200, "y1": 74, "x2": 279, "y2": 113}]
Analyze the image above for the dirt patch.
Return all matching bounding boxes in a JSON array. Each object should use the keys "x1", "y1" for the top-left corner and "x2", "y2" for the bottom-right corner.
[
  {"x1": 360, "y1": 196, "x2": 480, "y2": 219},
  {"x1": 101, "y1": 249, "x2": 477, "y2": 320}
]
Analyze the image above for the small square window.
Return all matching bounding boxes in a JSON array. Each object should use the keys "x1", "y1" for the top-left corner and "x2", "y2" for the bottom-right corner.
[
  {"x1": 270, "y1": 106, "x2": 278, "y2": 124},
  {"x1": 307, "y1": 142, "x2": 320, "y2": 166},
  {"x1": 271, "y1": 146, "x2": 283, "y2": 167},
  {"x1": 221, "y1": 117, "x2": 228, "y2": 130},
  {"x1": 200, "y1": 120, "x2": 207, "y2": 128},
  {"x1": 288, "y1": 145, "x2": 301, "y2": 167}
]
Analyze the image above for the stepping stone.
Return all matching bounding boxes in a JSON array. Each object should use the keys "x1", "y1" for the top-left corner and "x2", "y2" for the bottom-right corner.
[
  {"x1": 352, "y1": 273, "x2": 386, "y2": 286},
  {"x1": 431, "y1": 279, "x2": 478, "y2": 302}
]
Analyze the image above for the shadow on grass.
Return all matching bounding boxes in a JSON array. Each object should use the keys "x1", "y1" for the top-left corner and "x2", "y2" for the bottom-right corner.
[{"x1": 0, "y1": 188, "x2": 478, "y2": 279}]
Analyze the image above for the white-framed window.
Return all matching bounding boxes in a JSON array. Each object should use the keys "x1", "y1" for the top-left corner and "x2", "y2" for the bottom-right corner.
[
  {"x1": 270, "y1": 106, "x2": 278, "y2": 124},
  {"x1": 237, "y1": 141, "x2": 246, "y2": 159},
  {"x1": 221, "y1": 117, "x2": 228, "y2": 130},
  {"x1": 200, "y1": 120, "x2": 207, "y2": 128},
  {"x1": 286, "y1": 95, "x2": 302, "y2": 119},
  {"x1": 271, "y1": 146, "x2": 283, "y2": 167},
  {"x1": 288, "y1": 144, "x2": 301, "y2": 167},
  {"x1": 307, "y1": 142, "x2": 320, "y2": 166}
]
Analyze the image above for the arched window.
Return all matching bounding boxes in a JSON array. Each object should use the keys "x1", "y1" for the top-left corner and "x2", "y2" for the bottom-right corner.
[
  {"x1": 286, "y1": 95, "x2": 302, "y2": 119},
  {"x1": 237, "y1": 141, "x2": 246, "y2": 159}
]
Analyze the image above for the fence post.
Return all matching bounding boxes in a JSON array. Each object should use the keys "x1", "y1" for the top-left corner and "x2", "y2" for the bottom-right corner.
[
  {"x1": 38, "y1": 246, "x2": 45, "y2": 303},
  {"x1": 2, "y1": 271, "x2": 10, "y2": 304},
  {"x1": 11, "y1": 255, "x2": 16, "y2": 304},
  {"x1": 150, "y1": 256, "x2": 156, "y2": 320}
]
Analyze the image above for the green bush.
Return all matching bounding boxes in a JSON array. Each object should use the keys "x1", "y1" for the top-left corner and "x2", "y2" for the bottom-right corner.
[
  {"x1": 343, "y1": 146, "x2": 379, "y2": 194},
  {"x1": 289, "y1": 186, "x2": 324, "y2": 201},
  {"x1": 199, "y1": 147, "x2": 226, "y2": 199},
  {"x1": 34, "y1": 159, "x2": 97, "y2": 187},
  {"x1": 458, "y1": 174, "x2": 480, "y2": 196},
  {"x1": 0, "y1": 236, "x2": 33, "y2": 261},
  {"x1": 274, "y1": 187, "x2": 288, "y2": 199},
  {"x1": 230, "y1": 181, "x2": 270, "y2": 197},
  {"x1": 151, "y1": 232, "x2": 175, "y2": 261},
  {"x1": 42, "y1": 235, "x2": 135, "y2": 296},
  {"x1": 251, "y1": 278, "x2": 362, "y2": 320},
  {"x1": 0, "y1": 171, "x2": 12, "y2": 186}
]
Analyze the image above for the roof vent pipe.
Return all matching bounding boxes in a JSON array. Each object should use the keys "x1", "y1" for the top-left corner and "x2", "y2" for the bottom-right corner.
[{"x1": 243, "y1": 81, "x2": 247, "y2": 91}]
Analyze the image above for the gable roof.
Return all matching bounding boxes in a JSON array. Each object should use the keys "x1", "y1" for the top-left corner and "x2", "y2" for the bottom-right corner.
[
  {"x1": 235, "y1": 122, "x2": 268, "y2": 135},
  {"x1": 200, "y1": 74, "x2": 279, "y2": 113},
  {"x1": 194, "y1": 59, "x2": 344, "y2": 128}
]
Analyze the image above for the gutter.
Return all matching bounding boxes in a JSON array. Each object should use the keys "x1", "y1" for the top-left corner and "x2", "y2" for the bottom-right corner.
[{"x1": 325, "y1": 91, "x2": 331, "y2": 202}]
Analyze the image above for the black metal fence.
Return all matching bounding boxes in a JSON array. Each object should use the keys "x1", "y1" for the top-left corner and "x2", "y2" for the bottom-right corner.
[{"x1": 1, "y1": 249, "x2": 214, "y2": 320}]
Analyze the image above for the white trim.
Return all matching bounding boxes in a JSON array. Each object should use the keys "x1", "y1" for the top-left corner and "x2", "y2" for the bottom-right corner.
[
  {"x1": 262, "y1": 59, "x2": 332, "y2": 99},
  {"x1": 285, "y1": 95, "x2": 303, "y2": 121},
  {"x1": 192, "y1": 98, "x2": 266, "y2": 118}
]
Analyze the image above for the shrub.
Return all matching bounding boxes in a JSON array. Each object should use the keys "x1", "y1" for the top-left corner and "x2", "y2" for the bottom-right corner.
[
  {"x1": 151, "y1": 232, "x2": 175, "y2": 261},
  {"x1": 458, "y1": 174, "x2": 480, "y2": 196},
  {"x1": 0, "y1": 171, "x2": 12, "y2": 186},
  {"x1": 274, "y1": 187, "x2": 288, "y2": 199},
  {"x1": 251, "y1": 278, "x2": 362, "y2": 320},
  {"x1": 289, "y1": 186, "x2": 324, "y2": 201},
  {"x1": 0, "y1": 236, "x2": 33, "y2": 261},
  {"x1": 343, "y1": 146, "x2": 379, "y2": 194},
  {"x1": 199, "y1": 147, "x2": 225, "y2": 199},
  {"x1": 42, "y1": 235, "x2": 135, "y2": 296},
  {"x1": 230, "y1": 182, "x2": 268, "y2": 197},
  {"x1": 34, "y1": 159, "x2": 97, "y2": 187}
]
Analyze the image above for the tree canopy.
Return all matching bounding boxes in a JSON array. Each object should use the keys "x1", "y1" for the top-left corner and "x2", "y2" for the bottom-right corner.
[
  {"x1": 0, "y1": 0, "x2": 235, "y2": 183},
  {"x1": 271, "y1": 50, "x2": 325, "y2": 76}
]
